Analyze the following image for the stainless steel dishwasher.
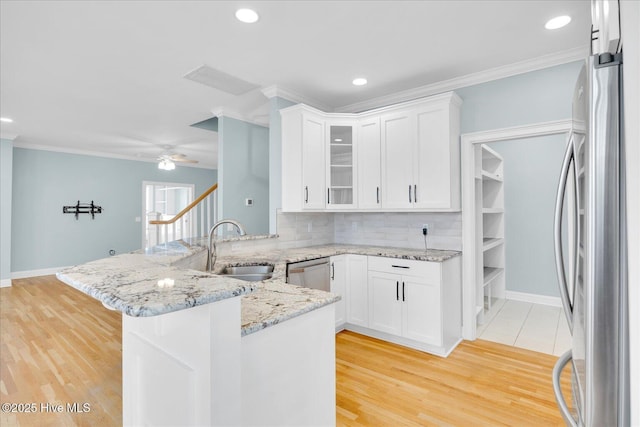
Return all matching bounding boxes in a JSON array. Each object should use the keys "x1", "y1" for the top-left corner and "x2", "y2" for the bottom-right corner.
[{"x1": 285, "y1": 257, "x2": 330, "y2": 292}]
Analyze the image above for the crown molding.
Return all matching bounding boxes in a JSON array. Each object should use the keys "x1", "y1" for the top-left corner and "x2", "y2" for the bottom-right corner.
[
  {"x1": 261, "y1": 85, "x2": 331, "y2": 111},
  {"x1": 1, "y1": 133, "x2": 18, "y2": 141},
  {"x1": 336, "y1": 46, "x2": 588, "y2": 113},
  {"x1": 212, "y1": 108, "x2": 269, "y2": 127},
  {"x1": 13, "y1": 142, "x2": 217, "y2": 170}
]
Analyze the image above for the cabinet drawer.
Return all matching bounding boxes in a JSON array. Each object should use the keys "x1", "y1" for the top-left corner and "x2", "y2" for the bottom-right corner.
[{"x1": 367, "y1": 256, "x2": 441, "y2": 283}]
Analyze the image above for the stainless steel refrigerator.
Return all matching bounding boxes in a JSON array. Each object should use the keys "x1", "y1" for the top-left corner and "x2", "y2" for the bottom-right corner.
[{"x1": 552, "y1": 1, "x2": 629, "y2": 425}]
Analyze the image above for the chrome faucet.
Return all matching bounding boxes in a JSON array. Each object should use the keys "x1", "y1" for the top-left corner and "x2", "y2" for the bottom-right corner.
[{"x1": 208, "y1": 219, "x2": 247, "y2": 272}]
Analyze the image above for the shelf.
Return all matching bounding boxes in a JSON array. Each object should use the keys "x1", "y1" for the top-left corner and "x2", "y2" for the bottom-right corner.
[
  {"x1": 482, "y1": 144, "x2": 503, "y2": 161},
  {"x1": 483, "y1": 267, "x2": 504, "y2": 287},
  {"x1": 330, "y1": 186, "x2": 353, "y2": 189},
  {"x1": 330, "y1": 142, "x2": 352, "y2": 147},
  {"x1": 481, "y1": 170, "x2": 503, "y2": 182},
  {"x1": 330, "y1": 164, "x2": 353, "y2": 168},
  {"x1": 482, "y1": 207, "x2": 504, "y2": 214},
  {"x1": 483, "y1": 238, "x2": 504, "y2": 251}
]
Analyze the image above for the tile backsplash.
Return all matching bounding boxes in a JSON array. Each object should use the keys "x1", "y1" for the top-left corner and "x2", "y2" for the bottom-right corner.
[
  {"x1": 276, "y1": 210, "x2": 462, "y2": 251},
  {"x1": 219, "y1": 210, "x2": 462, "y2": 255},
  {"x1": 334, "y1": 212, "x2": 462, "y2": 251}
]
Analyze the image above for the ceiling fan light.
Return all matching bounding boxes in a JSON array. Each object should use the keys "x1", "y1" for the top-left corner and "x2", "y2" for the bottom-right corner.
[{"x1": 158, "y1": 159, "x2": 176, "y2": 170}]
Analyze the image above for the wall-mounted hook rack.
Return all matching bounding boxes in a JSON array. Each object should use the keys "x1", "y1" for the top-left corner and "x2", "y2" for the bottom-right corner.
[{"x1": 63, "y1": 200, "x2": 103, "y2": 220}]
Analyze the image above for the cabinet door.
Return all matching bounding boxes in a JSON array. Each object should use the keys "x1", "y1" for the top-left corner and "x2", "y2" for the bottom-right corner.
[
  {"x1": 368, "y1": 271, "x2": 402, "y2": 335},
  {"x1": 357, "y1": 117, "x2": 381, "y2": 209},
  {"x1": 327, "y1": 123, "x2": 356, "y2": 209},
  {"x1": 302, "y1": 113, "x2": 326, "y2": 209},
  {"x1": 346, "y1": 254, "x2": 368, "y2": 327},
  {"x1": 414, "y1": 105, "x2": 451, "y2": 209},
  {"x1": 402, "y1": 276, "x2": 442, "y2": 346},
  {"x1": 330, "y1": 255, "x2": 347, "y2": 328},
  {"x1": 380, "y1": 110, "x2": 415, "y2": 209}
]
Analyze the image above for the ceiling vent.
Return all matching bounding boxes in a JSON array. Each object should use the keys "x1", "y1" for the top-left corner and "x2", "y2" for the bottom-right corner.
[{"x1": 183, "y1": 64, "x2": 259, "y2": 95}]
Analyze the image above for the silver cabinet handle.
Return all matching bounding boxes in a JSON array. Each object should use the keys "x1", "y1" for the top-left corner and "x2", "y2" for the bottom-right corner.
[
  {"x1": 552, "y1": 350, "x2": 578, "y2": 427},
  {"x1": 402, "y1": 281, "x2": 405, "y2": 302},
  {"x1": 414, "y1": 185, "x2": 417, "y2": 203},
  {"x1": 396, "y1": 281, "x2": 399, "y2": 301},
  {"x1": 376, "y1": 187, "x2": 380, "y2": 204},
  {"x1": 391, "y1": 265, "x2": 410, "y2": 269},
  {"x1": 554, "y1": 133, "x2": 575, "y2": 332},
  {"x1": 304, "y1": 186, "x2": 309, "y2": 203},
  {"x1": 408, "y1": 185, "x2": 412, "y2": 203},
  {"x1": 327, "y1": 188, "x2": 330, "y2": 204}
]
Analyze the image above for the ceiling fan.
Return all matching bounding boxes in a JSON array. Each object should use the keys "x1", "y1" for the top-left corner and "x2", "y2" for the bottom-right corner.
[{"x1": 157, "y1": 150, "x2": 198, "y2": 170}]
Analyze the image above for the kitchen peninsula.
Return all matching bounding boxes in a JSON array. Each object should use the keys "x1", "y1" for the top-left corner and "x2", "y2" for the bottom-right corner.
[{"x1": 57, "y1": 237, "x2": 460, "y2": 426}]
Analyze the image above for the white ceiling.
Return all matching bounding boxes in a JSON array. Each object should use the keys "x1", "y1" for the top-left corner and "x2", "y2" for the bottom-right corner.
[{"x1": 0, "y1": 1, "x2": 591, "y2": 169}]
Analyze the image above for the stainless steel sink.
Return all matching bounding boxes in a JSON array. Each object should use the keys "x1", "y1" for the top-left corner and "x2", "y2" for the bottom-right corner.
[{"x1": 218, "y1": 264, "x2": 274, "y2": 281}]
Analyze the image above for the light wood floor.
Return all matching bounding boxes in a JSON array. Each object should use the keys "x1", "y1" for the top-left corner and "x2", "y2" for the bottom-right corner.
[
  {"x1": 1, "y1": 276, "x2": 571, "y2": 426},
  {"x1": 1, "y1": 276, "x2": 122, "y2": 426}
]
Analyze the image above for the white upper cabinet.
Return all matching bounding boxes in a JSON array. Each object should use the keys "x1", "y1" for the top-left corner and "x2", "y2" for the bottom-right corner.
[
  {"x1": 381, "y1": 94, "x2": 461, "y2": 210},
  {"x1": 301, "y1": 113, "x2": 326, "y2": 209},
  {"x1": 357, "y1": 117, "x2": 381, "y2": 209},
  {"x1": 413, "y1": 100, "x2": 461, "y2": 209},
  {"x1": 280, "y1": 92, "x2": 461, "y2": 212},
  {"x1": 281, "y1": 106, "x2": 326, "y2": 211},
  {"x1": 327, "y1": 122, "x2": 356, "y2": 209},
  {"x1": 380, "y1": 109, "x2": 416, "y2": 209}
]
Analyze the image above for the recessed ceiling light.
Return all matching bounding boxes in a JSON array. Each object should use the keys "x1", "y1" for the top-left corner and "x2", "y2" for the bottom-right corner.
[
  {"x1": 352, "y1": 78, "x2": 368, "y2": 86},
  {"x1": 236, "y1": 8, "x2": 259, "y2": 23},
  {"x1": 545, "y1": 15, "x2": 571, "y2": 30},
  {"x1": 0, "y1": 117, "x2": 13, "y2": 123}
]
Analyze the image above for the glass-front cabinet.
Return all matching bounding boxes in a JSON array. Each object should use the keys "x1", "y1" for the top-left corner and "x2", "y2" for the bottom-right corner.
[{"x1": 327, "y1": 123, "x2": 356, "y2": 208}]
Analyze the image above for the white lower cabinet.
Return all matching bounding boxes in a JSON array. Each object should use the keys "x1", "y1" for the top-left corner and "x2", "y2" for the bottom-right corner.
[
  {"x1": 345, "y1": 255, "x2": 461, "y2": 357},
  {"x1": 345, "y1": 254, "x2": 369, "y2": 328},
  {"x1": 367, "y1": 269, "x2": 441, "y2": 346},
  {"x1": 368, "y1": 271, "x2": 403, "y2": 335},
  {"x1": 330, "y1": 255, "x2": 346, "y2": 329},
  {"x1": 402, "y1": 276, "x2": 441, "y2": 345},
  {"x1": 331, "y1": 254, "x2": 368, "y2": 330}
]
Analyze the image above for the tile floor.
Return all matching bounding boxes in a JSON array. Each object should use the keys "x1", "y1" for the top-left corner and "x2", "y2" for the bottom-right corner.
[{"x1": 477, "y1": 299, "x2": 572, "y2": 356}]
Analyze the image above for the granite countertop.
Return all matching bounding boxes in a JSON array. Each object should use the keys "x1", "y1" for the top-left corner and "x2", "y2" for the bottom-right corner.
[{"x1": 56, "y1": 239, "x2": 460, "y2": 336}]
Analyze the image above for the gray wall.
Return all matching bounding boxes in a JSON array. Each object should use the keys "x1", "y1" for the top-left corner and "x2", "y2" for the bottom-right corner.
[
  {"x1": 218, "y1": 116, "x2": 269, "y2": 235},
  {"x1": 268, "y1": 96, "x2": 296, "y2": 233},
  {"x1": 1, "y1": 139, "x2": 13, "y2": 282},
  {"x1": 488, "y1": 136, "x2": 567, "y2": 297},
  {"x1": 11, "y1": 147, "x2": 216, "y2": 272},
  {"x1": 457, "y1": 60, "x2": 583, "y2": 297}
]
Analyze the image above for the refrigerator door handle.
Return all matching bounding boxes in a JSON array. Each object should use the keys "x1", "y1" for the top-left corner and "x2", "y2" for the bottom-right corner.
[
  {"x1": 552, "y1": 350, "x2": 578, "y2": 427},
  {"x1": 554, "y1": 134, "x2": 575, "y2": 331}
]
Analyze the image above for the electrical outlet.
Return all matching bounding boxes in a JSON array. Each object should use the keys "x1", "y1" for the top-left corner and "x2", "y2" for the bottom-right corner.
[{"x1": 422, "y1": 224, "x2": 430, "y2": 235}]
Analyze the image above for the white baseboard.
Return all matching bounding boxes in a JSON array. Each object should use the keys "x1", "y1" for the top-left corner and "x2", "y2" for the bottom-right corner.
[
  {"x1": 11, "y1": 266, "x2": 70, "y2": 280},
  {"x1": 0, "y1": 278, "x2": 11, "y2": 288},
  {"x1": 505, "y1": 290, "x2": 562, "y2": 307}
]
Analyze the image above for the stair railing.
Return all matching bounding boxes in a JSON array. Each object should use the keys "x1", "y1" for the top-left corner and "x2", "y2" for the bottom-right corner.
[{"x1": 148, "y1": 183, "x2": 218, "y2": 246}]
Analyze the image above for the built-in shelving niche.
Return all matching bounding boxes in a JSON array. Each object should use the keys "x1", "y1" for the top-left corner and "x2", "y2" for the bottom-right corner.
[{"x1": 475, "y1": 144, "x2": 505, "y2": 325}]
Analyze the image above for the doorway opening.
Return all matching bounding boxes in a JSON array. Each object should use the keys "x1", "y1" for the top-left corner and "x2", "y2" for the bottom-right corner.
[{"x1": 143, "y1": 181, "x2": 194, "y2": 248}]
